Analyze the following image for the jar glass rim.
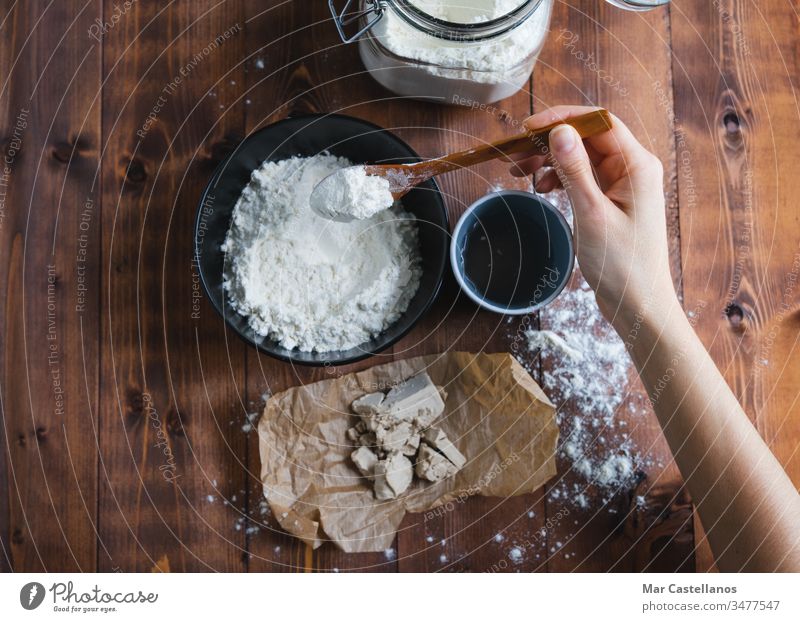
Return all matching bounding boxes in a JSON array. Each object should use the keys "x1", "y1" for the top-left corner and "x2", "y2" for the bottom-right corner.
[{"x1": 384, "y1": 0, "x2": 547, "y2": 41}]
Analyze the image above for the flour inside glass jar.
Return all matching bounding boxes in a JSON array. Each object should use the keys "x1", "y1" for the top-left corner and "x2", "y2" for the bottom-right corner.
[{"x1": 361, "y1": 0, "x2": 553, "y2": 103}]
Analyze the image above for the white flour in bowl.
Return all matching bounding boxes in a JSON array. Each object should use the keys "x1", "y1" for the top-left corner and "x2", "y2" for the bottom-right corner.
[{"x1": 222, "y1": 154, "x2": 422, "y2": 352}]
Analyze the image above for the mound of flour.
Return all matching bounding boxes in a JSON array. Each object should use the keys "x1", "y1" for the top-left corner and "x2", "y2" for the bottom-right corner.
[{"x1": 222, "y1": 154, "x2": 421, "y2": 352}]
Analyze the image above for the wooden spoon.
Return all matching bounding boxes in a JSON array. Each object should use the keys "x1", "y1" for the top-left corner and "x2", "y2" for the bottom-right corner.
[
  {"x1": 370, "y1": 108, "x2": 612, "y2": 199},
  {"x1": 310, "y1": 109, "x2": 612, "y2": 222}
]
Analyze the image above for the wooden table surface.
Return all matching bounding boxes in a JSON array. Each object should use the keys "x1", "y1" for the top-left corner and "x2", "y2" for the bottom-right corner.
[{"x1": 2, "y1": 0, "x2": 799, "y2": 573}]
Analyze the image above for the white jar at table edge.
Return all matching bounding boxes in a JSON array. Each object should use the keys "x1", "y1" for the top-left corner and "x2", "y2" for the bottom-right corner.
[{"x1": 338, "y1": 0, "x2": 554, "y2": 105}]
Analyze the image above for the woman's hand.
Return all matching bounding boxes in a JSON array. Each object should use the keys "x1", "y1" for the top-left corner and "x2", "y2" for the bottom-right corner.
[
  {"x1": 511, "y1": 105, "x2": 676, "y2": 323},
  {"x1": 515, "y1": 108, "x2": 800, "y2": 572}
]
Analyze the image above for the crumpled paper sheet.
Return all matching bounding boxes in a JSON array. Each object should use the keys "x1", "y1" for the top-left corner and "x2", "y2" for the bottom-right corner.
[{"x1": 258, "y1": 351, "x2": 558, "y2": 552}]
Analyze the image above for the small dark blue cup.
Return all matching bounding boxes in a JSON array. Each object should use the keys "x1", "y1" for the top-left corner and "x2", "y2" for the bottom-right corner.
[{"x1": 450, "y1": 191, "x2": 574, "y2": 315}]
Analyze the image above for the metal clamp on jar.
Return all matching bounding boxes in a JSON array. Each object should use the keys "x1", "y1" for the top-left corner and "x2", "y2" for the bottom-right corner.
[{"x1": 330, "y1": 0, "x2": 554, "y2": 105}]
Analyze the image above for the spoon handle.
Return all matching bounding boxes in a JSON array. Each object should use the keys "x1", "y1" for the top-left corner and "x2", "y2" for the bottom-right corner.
[
  {"x1": 428, "y1": 108, "x2": 613, "y2": 175},
  {"x1": 367, "y1": 109, "x2": 612, "y2": 198}
]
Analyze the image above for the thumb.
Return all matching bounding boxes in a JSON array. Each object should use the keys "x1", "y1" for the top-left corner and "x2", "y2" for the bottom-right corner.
[{"x1": 548, "y1": 124, "x2": 605, "y2": 211}]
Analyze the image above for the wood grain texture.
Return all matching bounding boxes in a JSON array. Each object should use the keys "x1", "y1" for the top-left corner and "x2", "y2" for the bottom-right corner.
[
  {"x1": 670, "y1": 0, "x2": 800, "y2": 572},
  {"x1": 1, "y1": 0, "x2": 798, "y2": 573},
  {"x1": 239, "y1": 0, "x2": 544, "y2": 572},
  {"x1": 0, "y1": 0, "x2": 101, "y2": 572},
  {"x1": 533, "y1": 0, "x2": 693, "y2": 572},
  {"x1": 242, "y1": 0, "x2": 326, "y2": 573},
  {"x1": 97, "y1": 0, "x2": 248, "y2": 571}
]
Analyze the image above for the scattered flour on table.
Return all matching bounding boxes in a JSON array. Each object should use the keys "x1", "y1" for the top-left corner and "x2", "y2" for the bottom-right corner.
[
  {"x1": 510, "y1": 193, "x2": 657, "y2": 511},
  {"x1": 518, "y1": 281, "x2": 645, "y2": 507},
  {"x1": 310, "y1": 165, "x2": 395, "y2": 220},
  {"x1": 525, "y1": 329, "x2": 582, "y2": 362},
  {"x1": 241, "y1": 411, "x2": 259, "y2": 434},
  {"x1": 222, "y1": 154, "x2": 421, "y2": 352},
  {"x1": 507, "y1": 546, "x2": 523, "y2": 563},
  {"x1": 241, "y1": 391, "x2": 270, "y2": 434}
]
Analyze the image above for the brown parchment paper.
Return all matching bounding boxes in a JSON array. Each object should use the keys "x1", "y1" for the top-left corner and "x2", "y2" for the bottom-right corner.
[{"x1": 258, "y1": 351, "x2": 558, "y2": 552}]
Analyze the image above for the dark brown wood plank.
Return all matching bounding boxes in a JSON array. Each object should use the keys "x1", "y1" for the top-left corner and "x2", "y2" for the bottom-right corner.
[
  {"x1": 240, "y1": 1, "x2": 546, "y2": 572},
  {"x1": 391, "y1": 94, "x2": 554, "y2": 572},
  {"x1": 6, "y1": 0, "x2": 795, "y2": 574},
  {"x1": 531, "y1": 0, "x2": 693, "y2": 571},
  {"x1": 98, "y1": 0, "x2": 249, "y2": 571},
  {"x1": 239, "y1": 0, "x2": 316, "y2": 572},
  {"x1": 0, "y1": 0, "x2": 101, "y2": 572},
  {"x1": 241, "y1": 0, "x2": 402, "y2": 572},
  {"x1": 670, "y1": 0, "x2": 800, "y2": 572},
  {"x1": 379, "y1": 96, "x2": 548, "y2": 572}
]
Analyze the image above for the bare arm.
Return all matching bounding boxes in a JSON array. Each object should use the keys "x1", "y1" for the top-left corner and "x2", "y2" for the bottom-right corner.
[
  {"x1": 614, "y1": 294, "x2": 800, "y2": 571},
  {"x1": 514, "y1": 105, "x2": 800, "y2": 571}
]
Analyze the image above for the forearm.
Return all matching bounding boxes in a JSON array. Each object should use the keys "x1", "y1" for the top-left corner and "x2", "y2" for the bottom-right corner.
[
  {"x1": 527, "y1": 106, "x2": 800, "y2": 569},
  {"x1": 610, "y1": 294, "x2": 800, "y2": 571}
]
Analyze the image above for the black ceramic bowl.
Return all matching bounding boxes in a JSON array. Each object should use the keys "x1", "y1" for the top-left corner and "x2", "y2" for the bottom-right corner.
[{"x1": 194, "y1": 114, "x2": 449, "y2": 366}]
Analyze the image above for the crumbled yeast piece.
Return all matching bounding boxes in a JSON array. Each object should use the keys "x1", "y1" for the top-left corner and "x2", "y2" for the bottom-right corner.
[
  {"x1": 358, "y1": 432, "x2": 378, "y2": 449},
  {"x1": 382, "y1": 372, "x2": 445, "y2": 424},
  {"x1": 347, "y1": 372, "x2": 462, "y2": 499},
  {"x1": 401, "y1": 432, "x2": 420, "y2": 456},
  {"x1": 415, "y1": 443, "x2": 458, "y2": 482},
  {"x1": 423, "y1": 427, "x2": 466, "y2": 469},
  {"x1": 377, "y1": 420, "x2": 415, "y2": 453},
  {"x1": 351, "y1": 446, "x2": 379, "y2": 479},
  {"x1": 351, "y1": 391, "x2": 387, "y2": 416},
  {"x1": 374, "y1": 452, "x2": 413, "y2": 500}
]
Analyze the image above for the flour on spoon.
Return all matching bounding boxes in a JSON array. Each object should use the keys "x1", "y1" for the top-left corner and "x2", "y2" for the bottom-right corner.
[{"x1": 310, "y1": 165, "x2": 395, "y2": 220}]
